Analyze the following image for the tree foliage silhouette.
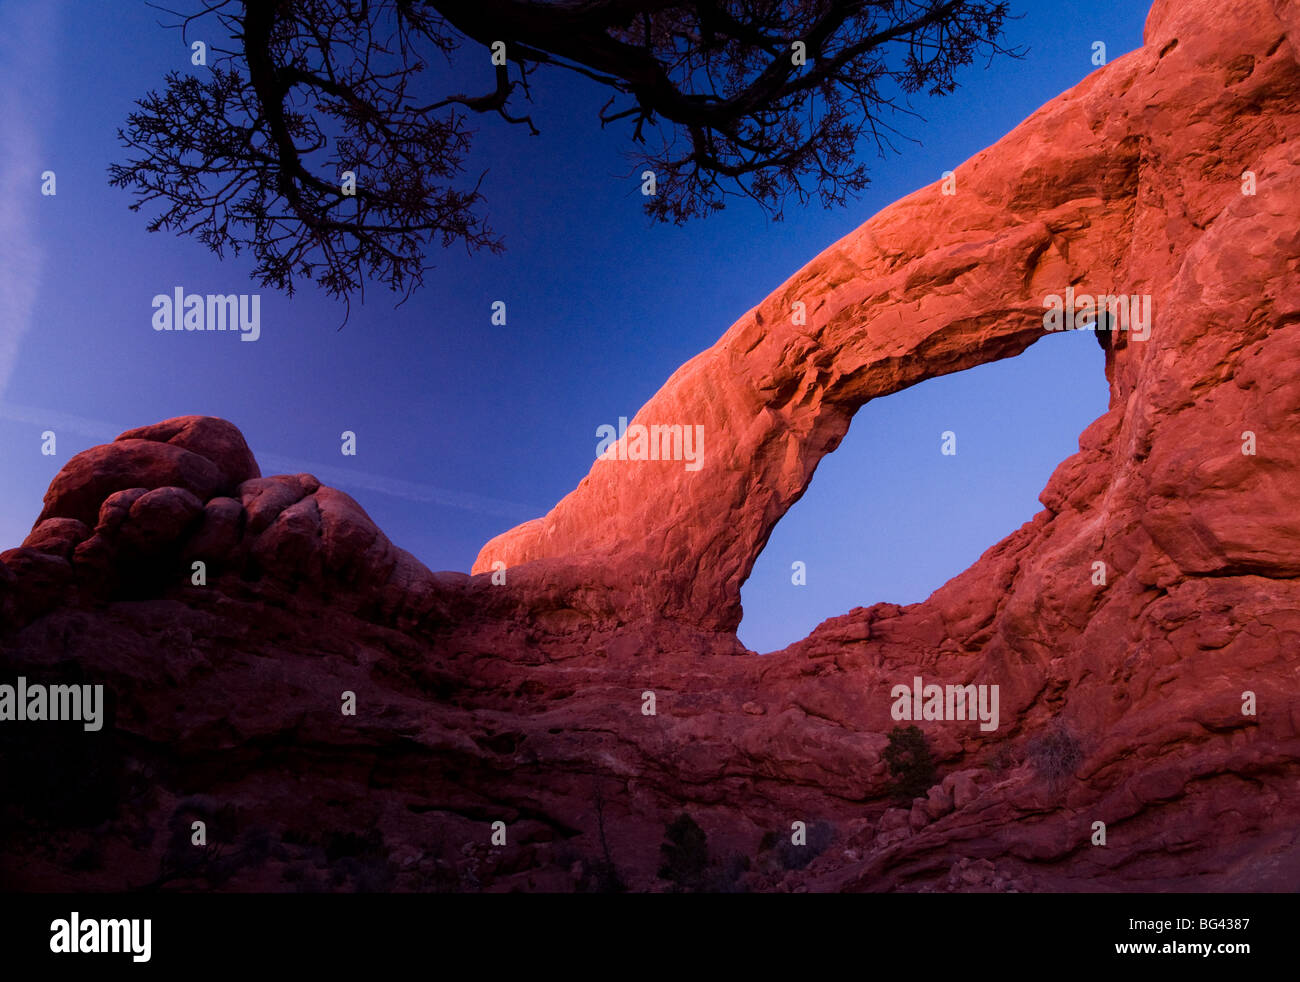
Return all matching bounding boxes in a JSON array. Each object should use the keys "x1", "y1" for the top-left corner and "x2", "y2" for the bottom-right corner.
[
  {"x1": 884, "y1": 724, "x2": 936, "y2": 799},
  {"x1": 111, "y1": 0, "x2": 1016, "y2": 305},
  {"x1": 658, "y1": 812, "x2": 710, "y2": 891}
]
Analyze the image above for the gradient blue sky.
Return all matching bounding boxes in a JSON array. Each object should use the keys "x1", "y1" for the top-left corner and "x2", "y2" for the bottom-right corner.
[{"x1": 0, "y1": 0, "x2": 1147, "y2": 653}]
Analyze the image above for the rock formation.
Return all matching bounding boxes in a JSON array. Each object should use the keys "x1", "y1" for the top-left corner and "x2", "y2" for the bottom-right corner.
[{"x1": 3, "y1": 0, "x2": 1299, "y2": 892}]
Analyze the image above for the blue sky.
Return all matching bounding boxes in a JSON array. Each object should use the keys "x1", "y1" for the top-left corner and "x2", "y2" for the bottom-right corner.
[{"x1": 0, "y1": 0, "x2": 1147, "y2": 653}]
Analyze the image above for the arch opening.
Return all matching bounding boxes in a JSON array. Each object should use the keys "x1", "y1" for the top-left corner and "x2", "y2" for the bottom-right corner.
[{"x1": 737, "y1": 330, "x2": 1111, "y2": 654}]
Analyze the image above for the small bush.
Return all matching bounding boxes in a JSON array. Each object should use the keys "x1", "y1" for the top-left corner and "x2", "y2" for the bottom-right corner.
[
  {"x1": 578, "y1": 858, "x2": 626, "y2": 894},
  {"x1": 775, "y1": 821, "x2": 834, "y2": 871},
  {"x1": 883, "y1": 725, "x2": 936, "y2": 800},
  {"x1": 325, "y1": 828, "x2": 384, "y2": 862},
  {"x1": 152, "y1": 799, "x2": 257, "y2": 888},
  {"x1": 1026, "y1": 720, "x2": 1084, "y2": 787},
  {"x1": 704, "y1": 852, "x2": 751, "y2": 893},
  {"x1": 585, "y1": 780, "x2": 626, "y2": 893},
  {"x1": 658, "y1": 813, "x2": 709, "y2": 892}
]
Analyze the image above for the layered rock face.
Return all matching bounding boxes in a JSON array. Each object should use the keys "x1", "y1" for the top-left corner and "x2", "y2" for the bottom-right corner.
[{"x1": 3, "y1": 0, "x2": 1300, "y2": 892}]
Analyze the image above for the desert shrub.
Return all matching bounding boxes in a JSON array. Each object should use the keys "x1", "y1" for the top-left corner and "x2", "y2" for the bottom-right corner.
[
  {"x1": 658, "y1": 813, "x2": 709, "y2": 892},
  {"x1": 325, "y1": 828, "x2": 384, "y2": 862},
  {"x1": 765, "y1": 820, "x2": 835, "y2": 871},
  {"x1": 583, "y1": 780, "x2": 626, "y2": 893},
  {"x1": 281, "y1": 826, "x2": 317, "y2": 848},
  {"x1": 883, "y1": 725, "x2": 936, "y2": 799},
  {"x1": 151, "y1": 798, "x2": 253, "y2": 888},
  {"x1": 578, "y1": 858, "x2": 627, "y2": 894},
  {"x1": 68, "y1": 842, "x2": 105, "y2": 872},
  {"x1": 704, "y1": 852, "x2": 752, "y2": 893},
  {"x1": 333, "y1": 853, "x2": 395, "y2": 892},
  {"x1": 1026, "y1": 720, "x2": 1084, "y2": 787}
]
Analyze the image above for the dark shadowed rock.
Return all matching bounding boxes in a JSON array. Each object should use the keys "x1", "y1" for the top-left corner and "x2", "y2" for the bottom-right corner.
[
  {"x1": 95, "y1": 488, "x2": 150, "y2": 538},
  {"x1": 118, "y1": 487, "x2": 205, "y2": 555},
  {"x1": 183, "y1": 496, "x2": 246, "y2": 565},
  {"x1": 22, "y1": 518, "x2": 92, "y2": 561}
]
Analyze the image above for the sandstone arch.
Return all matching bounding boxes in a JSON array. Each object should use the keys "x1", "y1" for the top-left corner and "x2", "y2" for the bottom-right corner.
[
  {"x1": 473, "y1": 35, "x2": 1150, "y2": 633},
  {"x1": 476, "y1": 0, "x2": 1300, "y2": 643}
]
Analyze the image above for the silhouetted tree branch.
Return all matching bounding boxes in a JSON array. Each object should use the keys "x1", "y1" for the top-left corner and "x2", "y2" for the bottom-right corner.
[{"x1": 110, "y1": 0, "x2": 1018, "y2": 305}]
